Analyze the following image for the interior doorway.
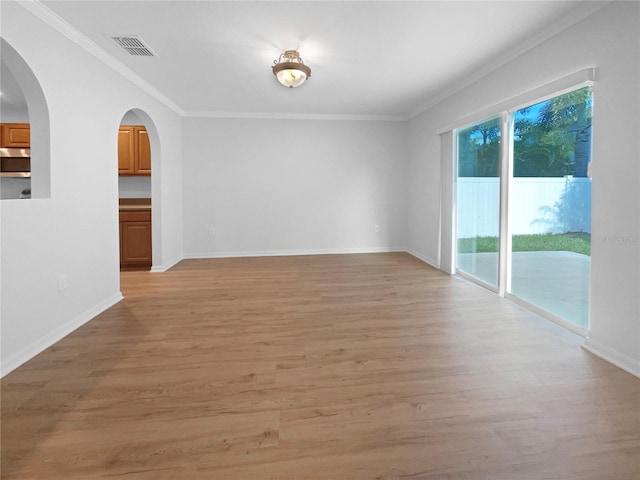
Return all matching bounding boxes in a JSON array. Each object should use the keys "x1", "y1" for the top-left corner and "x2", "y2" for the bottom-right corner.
[{"x1": 117, "y1": 109, "x2": 154, "y2": 271}]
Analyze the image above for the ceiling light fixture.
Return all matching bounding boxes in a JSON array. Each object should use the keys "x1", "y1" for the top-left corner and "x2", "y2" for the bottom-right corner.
[{"x1": 272, "y1": 50, "x2": 311, "y2": 88}]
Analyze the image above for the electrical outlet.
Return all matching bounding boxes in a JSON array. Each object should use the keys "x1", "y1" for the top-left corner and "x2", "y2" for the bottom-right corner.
[
  {"x1": 208, "y1": 228, "x2": 216, "y2": 237},
  {"x1": 58, "y1": 274, "x2": 68, "y2": 291},
  {"x1": 374, "y1": 225, "x2": 380, "y2": 233}
]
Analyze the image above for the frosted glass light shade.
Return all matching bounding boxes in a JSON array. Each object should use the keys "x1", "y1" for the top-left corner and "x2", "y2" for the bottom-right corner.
[
  {"x1": 272, "y1": 50, "x2": 311, "y2": 88},
  {"x1": 276, "y1": 68, "x2": 308, "y2": 88}
]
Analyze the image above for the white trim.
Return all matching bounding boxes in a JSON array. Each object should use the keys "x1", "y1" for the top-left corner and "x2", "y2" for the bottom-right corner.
[
  {"x1": 17, "y1": 0, "x2": 184, "y2": 115},
  {"x1": 150, "y1": 255, "x2": 183, "y2": 273},
  {"x1": 1, "y1": 292, "x2": 123, "y2": 378},
  {"x1": 405, "y1": 249, "x2": 439, "y2": 270},
  {"x1": 18, "y1": 0, "x2": 606, "y2": 123},
  {"x1": 183, "y1": 246, "x2": 406, "y2": 260},
  {"x1": 19, "y1": 1, "x2": 406, "y2": 123},
  {"x1": 436, "y1": 68, "x2": 596, "y2": 134},
  {"x1": 506, "y1": 71, "x2": 596, "y2": 114},
  {"x1": 505, "y1": 292, "x2": 588, "y2": 337},
  {"x1": 439, "y1": 131, "x2": 456, "y2": 274},
  {"x1": 182, "y1": 111, "x2": 408, "y2": 122},
  {"x1": 185, "y1": 248, "x2": 439, "y2": 269},
  {"x1": 411, "y1": 1, "x2": 609, "y2": 120},
  {"x1": 498, "y1": 112, "x2": 513, "y2": 297},
  {"x1": 582, "y1": 338, "x2": 640, "y2": 379},
  {"x1": 455, "y1": 270, "x2": 500, "y2": 295}
]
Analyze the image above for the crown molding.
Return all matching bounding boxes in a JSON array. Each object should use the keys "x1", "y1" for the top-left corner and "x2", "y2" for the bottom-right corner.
[
  {"x1": 14, "y1": 0, "x2": 404, "y2": 122},
  {"x1": 182, "y1": 111, "x2": 409, "y2": 122},
  {"x1": 17, "y1": 0, "x2": 185, "y2": 116},
  {"x1": 435, "y1": 68, "x2": 596, "y2": 135},
  {"x1": 407, "y1": 0, "x2": 611, "y2": 120},
  {"x1": 15, "y1": 0, "x2": 611, "y2": 123}
]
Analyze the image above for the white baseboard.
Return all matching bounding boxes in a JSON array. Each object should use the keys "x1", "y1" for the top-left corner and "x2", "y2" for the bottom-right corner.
[
  {"x1": 405, "y1": 249, "x2": 440, "y2": 270},
  {"x1": 582, "y1": 337, "x2": 640, "y2": 378},
  {"x1": 183, "y1": 246, "x2": 407, "y2": 259},
  {"x1": 150, "y1": 255, "x2": 183, "y2": 272},
  {"x1": 1, "y1": 292, "x2": 124, "y2": 378}
]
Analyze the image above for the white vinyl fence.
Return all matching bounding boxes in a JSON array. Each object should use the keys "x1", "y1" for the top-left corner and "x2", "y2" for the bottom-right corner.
[{"x1": 456, "y1": 176, "x2": 592, "y2": 238}]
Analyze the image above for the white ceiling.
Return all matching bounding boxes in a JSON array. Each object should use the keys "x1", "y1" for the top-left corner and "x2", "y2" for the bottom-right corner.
[{"x1": 13, "y1": 1, "x2": 607, "y2": 119}]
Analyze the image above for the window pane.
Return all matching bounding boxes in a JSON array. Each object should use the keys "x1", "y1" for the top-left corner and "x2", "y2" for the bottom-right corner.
[
  {"x1": 456, "y1": 116, "x2": 501, "y2": 287},
  {"x1": 510, "y1": 87, "x2": 592, "y2": 328}
]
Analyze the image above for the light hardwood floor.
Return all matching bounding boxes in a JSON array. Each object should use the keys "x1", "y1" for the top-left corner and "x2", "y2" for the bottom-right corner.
[{"x1": 2, "y1": 253, "x2": 639, "y2": 479}]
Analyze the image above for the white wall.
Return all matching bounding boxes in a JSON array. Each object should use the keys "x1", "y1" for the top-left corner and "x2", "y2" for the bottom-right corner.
[
  {"x1": 182, "y1": 118, "x2": 408, "y2": 257},
  {"x1": 0, "y1": 111, "x2": 29, "y2": 122},
  {"x1": 407, "y1": 2, "x2": 640, "y2": 375},
  {"x1": 118, "y1": 176, "x2": 151, "y2": 199},
  {"x1": 0, "y1": 1, "x2": 183, "y2": 375},
  {"x1": 0, "y1": 58, "x2": 29, "y2": 122},
  {"x1": 0, "y1": 109, "x2": 29, "y2": 123}
]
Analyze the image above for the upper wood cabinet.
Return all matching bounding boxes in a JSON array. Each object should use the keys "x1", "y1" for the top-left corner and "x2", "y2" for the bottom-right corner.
[
  {"x1": 118, "y1": 125, "x2": 151, "y2": 176},
  {"x1": 1, "y1": 123, "x2": 30, "y2": 148},
  {"x1": 118, "y1": 126, "x2": 136, "y2": 174},
  {"x1": 135, "y1": 128, "x2": 152, "y2": 175}
]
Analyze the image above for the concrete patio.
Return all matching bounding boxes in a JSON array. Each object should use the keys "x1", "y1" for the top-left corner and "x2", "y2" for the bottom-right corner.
[{"x1": 457, "y1": 251, "x2": 590, "y2": 329}]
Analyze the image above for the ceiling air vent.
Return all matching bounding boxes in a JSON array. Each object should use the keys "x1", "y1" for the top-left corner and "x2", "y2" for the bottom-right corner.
[{"x1": 109, "y1": 35, "x2": 157, "y2": 57}]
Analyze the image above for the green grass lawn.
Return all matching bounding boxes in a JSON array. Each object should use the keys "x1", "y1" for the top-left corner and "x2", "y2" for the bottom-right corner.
[{"x1": 458, "y1": 232, "x2": 591, "y2": 256}]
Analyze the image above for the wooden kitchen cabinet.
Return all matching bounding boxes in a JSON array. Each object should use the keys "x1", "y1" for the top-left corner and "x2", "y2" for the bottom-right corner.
[
  {"x1": 118, "y1": 125, "x2": 151, "y2": 176},
  {"x1": 1, "y1": 123, "x2": 30, "y2": 148},
  {"x1": 118, "y1": 126, "x2": 135, "y2": 174},
  {"x1": 119, "y1": 208, "x2": 152, "y2": 270},
  {"x1": 135, "y1": 128, "x2": 152, "y2": 174}
]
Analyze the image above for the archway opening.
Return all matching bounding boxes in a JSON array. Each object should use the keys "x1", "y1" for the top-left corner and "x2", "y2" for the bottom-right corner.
[
  {"x1": 0, "y1": 38, "x2": 50, "y2": 199},
  {"x1": 116, "y1": 108, "x2": 160, "y2": 271}
]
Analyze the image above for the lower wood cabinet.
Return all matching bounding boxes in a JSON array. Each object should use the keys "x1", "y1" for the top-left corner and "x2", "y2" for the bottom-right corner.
[{"x1": 119, "y1": 209, "x2": 152, "y2": 270}]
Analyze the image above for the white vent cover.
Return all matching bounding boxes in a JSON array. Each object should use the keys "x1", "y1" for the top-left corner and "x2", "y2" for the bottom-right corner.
[{"x1": 109, "y1": 35, "x2": 157, "y2": 57}]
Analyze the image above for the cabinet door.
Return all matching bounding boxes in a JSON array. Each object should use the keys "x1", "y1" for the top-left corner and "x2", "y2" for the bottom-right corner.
[
  {"x1": 121, "y1": 221, "x2": 152, "y2": 267},
  {"x1": 119, "y1": 221, "x2": 125, "y2": 265},
  {"x1": 135, "y1": 127, "x2": 151, "y2": 175},
  {"x1": 118, "y1": 126, "x2": 135, "y2": 175},
  {"x1": 1, "y1": 123, "x2": 30, "y2": 148}
]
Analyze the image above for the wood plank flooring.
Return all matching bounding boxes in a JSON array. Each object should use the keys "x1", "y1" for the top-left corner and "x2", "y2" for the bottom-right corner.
[{"x1": 2, "y1": 253, "x2": 639, "y2": 479}]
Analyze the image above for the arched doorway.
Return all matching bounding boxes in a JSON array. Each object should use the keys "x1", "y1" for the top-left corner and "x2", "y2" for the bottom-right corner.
[
  {"x1": 0, "y1": 38, "x2": 50, "y2": 199},
  {"x1": 117, "y1": 109, "x2": 160, "y2": 271}
]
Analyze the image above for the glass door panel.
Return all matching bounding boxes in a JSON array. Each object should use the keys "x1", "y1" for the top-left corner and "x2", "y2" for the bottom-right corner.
[
  {"x1": 509, "y1": 87, "x2": 592, "y2": 328},
  {"x1": 456, "y1": 116, "x2": 501, "y2": 288}
]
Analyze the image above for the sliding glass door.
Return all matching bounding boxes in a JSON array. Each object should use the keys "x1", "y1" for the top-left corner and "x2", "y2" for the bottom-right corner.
[
  {"x1": 456, "y1": 117, "x2": 501, "y2": 288},
  {"x1": 455, "y1": 87, "x2": 592, "y2": 331},
  {"x1": 509, "y1": 88, "x2": 592, "y2": 328}
]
